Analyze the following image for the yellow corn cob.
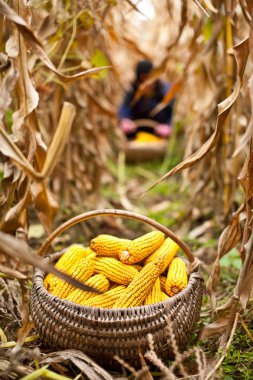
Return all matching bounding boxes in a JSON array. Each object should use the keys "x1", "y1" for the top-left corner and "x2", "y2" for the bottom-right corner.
[
  {"x1": 135, "y1": 131, "x2": 162, "y2": 143},
  {"x1": 81, "y1": 286, "x2": 126, "y2": 308},
  {"x1": 56, "y1": 245, "x2": 89, "y2": 271},
  {"x1": 144, "y1": 278, "x2": 161, "y2": 305},
  {"x1": 165, "y1": 257, "x2": 188, "y2": 297},
  {"x1": 160, "y1": 291, "x2": 170, "y2": 302},
  {"x1": 144, "y1": 238, "x2": 179, "y2": 273},
  {"x1": 50, "y1": 254, "x2": 95, "y2": 299},
  {"x1": 94, "y1": 257, "x2": 138, "y2": 285},
  {"x1": 44, "y1": 245, "x2": 89, "y2": 291},
  {"x1": 159, "y1": 275, "x2": 167, "y2": 293},
  {"x1": 90, "y1": 234, "x2": 131, "y2": 258},
  {"x1": 113, "y1": 258, "x2": 164, "y2": 308},
  {"x1": 66, "y1": 274, "x2": 110, "y2": 304},
  {"x1": 119, "y1": 231, "x2": 165, "y2": 265},
  {"x1": 44, "y1": 273, "x2": 61, "y2": 293}
]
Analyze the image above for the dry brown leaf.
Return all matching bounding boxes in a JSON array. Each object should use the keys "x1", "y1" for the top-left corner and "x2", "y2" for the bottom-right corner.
[
  {"x1": 166, "y1": 0, "x2": 187, "y2": 51},
  {"x1": 2, "y1": 178, "x2": 31, "y2": 233},
  {"x1": 240, "y1": 264, "x2": 253, "y2": 308},
  {"x1": 203, "y1": 0, "x2": 218, "y2": 13},
  {"x1": 0, "y1": 61, "x2": 18, "y2": 120},
  {"x1": 0, "y1": 0, "x2": 111, "y2": 83},
  {"x1": 199, "y1": 317, "x2": 230, "y2": 340},
  {"x1": 0, "y1": 123, "x2": 39, "y2": 178},
  {"x1": 245, "y1": 0, "x2": 253, "y2": 14},
  {"x1": 206, "y1": 205, "x2": 244, "y2": 314},
  {"x1": 0, "y1": 264, "x2": 26, "y2": 279},
  {"x1": 13, "y1": 278, "x2": 34, "y2": 353},
  {"x1": 0, "y1": 102, "x2": 76, "y2": 182},
  {"x1": 238, "y1": 139, "x2": 253, "y2": 201},
  {"x1": 37, "y1": 5, "x2": 58, "y2": 40},
  {"x1": 41, "y1": 349, "x2": 114, "y2": 380},
  {"x1": 31, "y1": 182, "x2": 59, "y2": 234},
  {"x1": 239, "y1": 0, "x2": 251, "y2": 23},
  {"x1": 217, "y1": 207, "x2": 243, "y2": 258},
  {"x1": 233, "y1": 75, "x2": 253, "y2": 158},
  {"x1": 234, "y1": 231, "x2": 253, "y2": 309}
]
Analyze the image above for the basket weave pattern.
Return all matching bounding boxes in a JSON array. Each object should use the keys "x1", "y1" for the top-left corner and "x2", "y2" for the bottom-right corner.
[{"x1": 31, "y1": 210, "x2": 204, "y2": 367}]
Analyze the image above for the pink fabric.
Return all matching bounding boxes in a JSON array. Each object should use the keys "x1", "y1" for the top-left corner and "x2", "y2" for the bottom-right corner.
[
  {"x1": 154, "y1": 124, "x2": 172, "y2": 138},
  {"x1": 120, "y1": 118, "x2": 137, "y2": 134}
]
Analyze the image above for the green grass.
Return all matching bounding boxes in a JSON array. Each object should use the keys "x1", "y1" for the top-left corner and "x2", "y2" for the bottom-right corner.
[
  {"x1": 222, "y1": 320, "x2": 253, "y2": 379},
  {"x1": 104, "y1": 142, "x2": 188, "y2": 232}
]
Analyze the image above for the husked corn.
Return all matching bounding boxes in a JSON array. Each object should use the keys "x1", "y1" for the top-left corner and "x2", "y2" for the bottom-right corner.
[
  {"x1": 66, "y1": 274, "x2": 109, "y2": 304},
  {"x1": 165, "y1": 257, "x2": 188, "y2": 297},
  {"x1": 50, "y1": 254, "x2": 95, "y2": 299},
  {"x1": 144, "y1": 278, "x2": 161, "y2": 305},
  {"x1": 119, "y1": 231, "x2": 165, "y2": 264},
  {"x1": 144, "y1": 238, "x2": 179, "y2": 273},
  {"x1": 90, "y1": 234, "x2": 130, "y2": 258},
  {"x1": 81, "y1": 286, "x2": 126, "y2": 308},
  {"x1": 44, "y1": 273, "x2": 61, "y2": 293},
  {"x1": 44, "y1": 245, "x2": 89, "y2": 292},
  {"x1": 113, "y1": 258, "x2": 164, "y2": 308},
  {"x1": 94, "y1": 257, "x2": 138, "y2": 285}
]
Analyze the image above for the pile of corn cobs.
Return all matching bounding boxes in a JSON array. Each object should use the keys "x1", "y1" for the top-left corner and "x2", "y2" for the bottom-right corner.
[{"x1": 44, "y1": 231, "x2": 188, "y2": 308}]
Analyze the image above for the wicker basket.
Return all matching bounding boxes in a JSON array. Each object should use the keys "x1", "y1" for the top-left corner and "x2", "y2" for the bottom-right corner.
[{"x1": 31, "y1": 209, "x2": 204, "y2": 368}]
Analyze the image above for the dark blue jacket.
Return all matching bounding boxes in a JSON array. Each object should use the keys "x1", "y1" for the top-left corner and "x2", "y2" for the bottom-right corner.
[{"x1": 119, "y1": 80, "x2": 174, "y2": 125}]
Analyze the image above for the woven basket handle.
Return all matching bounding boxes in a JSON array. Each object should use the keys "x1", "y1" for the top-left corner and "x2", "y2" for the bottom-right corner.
[{"x1": 37, "y1": 209, "x2": 197, "y2": 265}]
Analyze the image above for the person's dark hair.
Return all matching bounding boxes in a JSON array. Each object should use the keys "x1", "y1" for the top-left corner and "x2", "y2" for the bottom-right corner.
[
  {"x1": 135, "y1": 60, "x2": 153, "y2": 80},
  {"x1": 131, "y1": 59, "x2": 164, "y2": 101}
]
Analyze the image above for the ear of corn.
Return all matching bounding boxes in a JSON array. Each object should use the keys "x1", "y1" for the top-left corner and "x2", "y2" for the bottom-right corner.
[
  {"x1": 144, "y1": 278, "x2": 161, "y2": 305},
  {"x1": 144, "y1": 238, "x2": 179, "y2": 273},
  {"x1": 159, "y1": 275, "x2": 167, "y2": 293},
  {"x1": 160, "y1": 291, "x2": 170, "y2": 302},
  {"x1": 50, "y1": 254, "x2": 96, "y2": 299},
  {"x1": 165, "y1": 257, "x2": 188, "y2": 297},
  {"x1": 44, "y1": 273, "x2": 61, "y2": 293},
  {"x1": 81, "y1": 286, "x2": 126, "y2": 308},
  {"x1": 113, "y1": 259, "x2": 163, "y2": 308},
  {"x1": 119, "y1": 231, "x2": 165, "y2": 265},
  {"x1": 90, "y1": 234, "x2": 130, "y2": 258},
  {"x1": 94, "y1": 257, "x2": 138, "y2": 285},
  {"x1": 55, "y1": 245, "x2": 90, "y2": 271},
  {"x1": 44, "y1": 245, "x2": 89, "y2": 291},
  {"x1": 66, "y1": 274, "x2": 110, "y2": 304}
]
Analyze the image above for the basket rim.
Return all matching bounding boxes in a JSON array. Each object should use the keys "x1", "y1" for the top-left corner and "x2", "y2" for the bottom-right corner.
[
  {"x1": 37, "y1": 209, "x2": 197, "y2": 265},
  {"x1": 33, "y1": 262, "x2": 204, "y2": 315}
]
